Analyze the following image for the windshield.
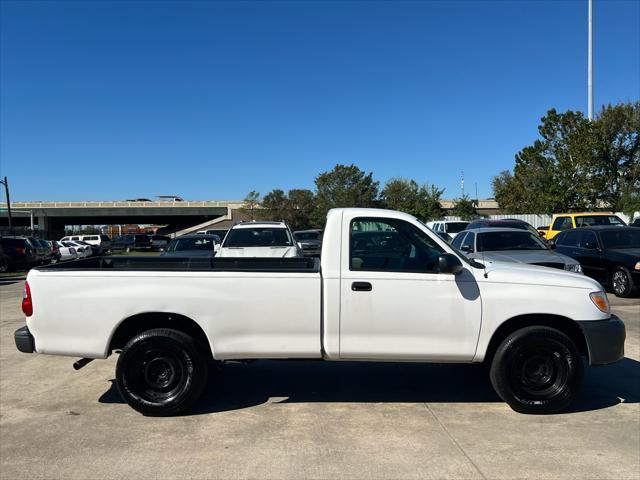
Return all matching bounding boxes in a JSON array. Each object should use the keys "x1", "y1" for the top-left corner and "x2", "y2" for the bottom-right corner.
[
  {"x1": 478, "y1": 231, "x2": 547, "y2": 251},
  {"x1": 445, "y1": 222, "x2": 468, "y2": 234},
  {"x1": 600, "y1": 229, "x2": 640, "y2": 249},
  {"x1": 167, "y1": 237, "x2": 217, "y2": 252},
  {"x1": 224, "y1": 227, "x2": 293, "y2": 247},
  {"x1": 575, "y1": 215, "x2": 626, "y2": 227},
  {"x1": 295, "y1": 232, "x2": 321, "y2": 241}
]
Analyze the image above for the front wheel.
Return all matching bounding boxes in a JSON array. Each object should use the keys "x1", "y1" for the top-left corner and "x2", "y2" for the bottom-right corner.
[
  {"x1": 490, "y1": 326, "x2": 583, "y2": 414},
  {"x1": 116, "y1": 328, "x2": 209, "y2": 416},
  {"x1": 611, "y1": 267, "x2": 635, "y2": 298}
]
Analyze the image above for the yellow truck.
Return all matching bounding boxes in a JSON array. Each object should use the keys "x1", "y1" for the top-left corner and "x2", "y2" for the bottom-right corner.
[{"x1": 541, "y1": 212, "x2": 627, "y2": 240}]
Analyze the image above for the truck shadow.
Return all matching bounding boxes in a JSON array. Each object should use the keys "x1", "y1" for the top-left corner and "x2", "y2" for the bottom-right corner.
[{"x1": 99, "y1": 357, "x2": 640, "y2": 415}]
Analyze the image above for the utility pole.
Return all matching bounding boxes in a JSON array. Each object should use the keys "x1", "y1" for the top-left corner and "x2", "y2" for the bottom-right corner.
[
  {"x1": 0, "y1": 176, "x2": 13, "y2": 235},
  {"x1": 460, "y1": 171, "x2": 465, "y2": 197},
  {"x1": 588, "y1": 0, "x2": 594, "y2": 120}
]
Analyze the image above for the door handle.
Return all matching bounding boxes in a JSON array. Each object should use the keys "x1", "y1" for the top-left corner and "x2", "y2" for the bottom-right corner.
[{"x1": 352, "y1": 281, "x2": 372, "y2": 292}]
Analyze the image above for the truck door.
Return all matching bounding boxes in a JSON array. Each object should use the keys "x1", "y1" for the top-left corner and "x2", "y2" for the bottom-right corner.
[{"x1": 338, "y1": 215, "x2": 482, "y2": 361}]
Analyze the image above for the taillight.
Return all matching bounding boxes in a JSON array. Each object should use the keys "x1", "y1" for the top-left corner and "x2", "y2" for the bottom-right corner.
[{"x1": 22, "y1": 281, "x2": 33, "y2": 317}]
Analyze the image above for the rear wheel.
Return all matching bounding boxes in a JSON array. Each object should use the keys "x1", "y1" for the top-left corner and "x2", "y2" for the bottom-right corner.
[
  {"x1": 116, "y1": 328, "x2": 209, "y2": 416},
  {"x1": 611, "y1": 267, "x2": 635, "y2": 298},
  {"x1": 0, "y1": 258, "x2": 9, "y2": 272},
  {"x1": 490, "y1": 326, "x2": 583, "y2": 414}
]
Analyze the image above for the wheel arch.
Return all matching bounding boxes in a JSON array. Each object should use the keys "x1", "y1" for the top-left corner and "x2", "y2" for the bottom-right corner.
[
  {"x1": 108, "y1": 312, "x2": 214, "y2": 360},
  {"x1": 482, "y1": 314, "x2": 589, "y2": 364}
]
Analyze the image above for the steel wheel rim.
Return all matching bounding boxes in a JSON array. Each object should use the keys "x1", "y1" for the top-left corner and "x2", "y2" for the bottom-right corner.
[
  {"x1": 125, "y1": 346, "x2": 189, "y2": 404},
  {"x1": 510, "y1": 346, "x2": 569, "y2": 398}
]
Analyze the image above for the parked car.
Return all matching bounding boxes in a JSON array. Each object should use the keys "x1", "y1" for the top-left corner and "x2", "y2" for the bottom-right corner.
[
  {"x1": 452, "y1": 228, "x2": 582, "y2": 273},
  {"x1": 161, "y1": 234, "x2": 220, "y2": 257},
  {"x1": 293, "y1": 229, "x2": 323, "y2": 256},
  {"x1": 61, "y1": 234, "x2": 111, "y2": 252},
  {"x1": 540, "y1": 213, "x2": 626, "y2": 240},
  {"x1": 150, "y1": 235, "x2": 171, "y2": 251},
  {"x1": 15, "y1": 208, "x2": 624, "y2": 416},
  {"x1": 466, "y1": 219, "x2": 542, "y2": 237},
  {"x1": 34, "y1": 239, "x2": 54, "y2": 265},
  {"x1": 55, "y1": 242, "x2": 78, "y2": 262},
  {"x1": 46, "y1": 240, "x2": 61, "y2": 263},
  {"x1": 197, "y1": 229, "x2": 229, "y2": 240},
  {"x1": 216, "y1": 221, "x2": 302, "y2": 258},
  {"x1": 61, "y1": 241, "x2": 91, "y2": 258},
  {"x1": 0, "y1": 245, "x2": 11, "y2": 272},
  {"x1": 25, "y1": 237, "x2": 50, "y2": 265},
  {"x1": 426, "y1": 220, "x2": 469, "y2": 239},
  {"x1": 0, "y1": 237, "x2": 38, "y2": 270},
  {"x1": 552, "y1": 226, "x2": 640, "y2": 297},
  {"x1": 111, "y1": 234, "x2": 151, "y2": 253}
]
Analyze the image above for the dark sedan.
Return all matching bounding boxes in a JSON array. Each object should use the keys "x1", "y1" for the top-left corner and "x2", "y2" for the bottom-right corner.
[
  {"x1": 161, "y1": 234, "x2": 220, "y2": 257},
  {"x1": 552, "y1": 226, "x2": 640, "y2": 297}
]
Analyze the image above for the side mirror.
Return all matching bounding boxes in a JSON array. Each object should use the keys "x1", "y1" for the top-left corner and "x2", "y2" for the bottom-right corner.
[
  {"x1": 460, "y1": 245, "x2": 474, "y2": 253},
  {"x1": 214, "y1": 244, "x2": 221, "y2": 252},
  {"x1": 547, "y1": 239, "x2": 556, "y2": 249},
  {"x1": 438, "y1": 253, "x2": 464, "y2": 275},
  {"x1": 297, "y1": 242, "x2": 303, "y2": 250}
]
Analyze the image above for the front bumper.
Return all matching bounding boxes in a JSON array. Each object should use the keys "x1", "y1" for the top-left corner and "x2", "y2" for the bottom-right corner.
[
  {"x1": 577, "y1": 315, "x2": 625, "y2": 365},
  {"x1": 14, "y1": 326, "x2": 35, "y2": 353}
]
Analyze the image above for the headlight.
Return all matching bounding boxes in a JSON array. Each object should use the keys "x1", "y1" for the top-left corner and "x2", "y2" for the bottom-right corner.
[
  {"x1": 635, "y1": 261, "x2": 640, "y2": 271},
  {"x1": 565, "y1": 263, "x2": 583, "y2": 274},
  {"x1": 590, "y1": 291, "x2": 610, "y2": 314}
]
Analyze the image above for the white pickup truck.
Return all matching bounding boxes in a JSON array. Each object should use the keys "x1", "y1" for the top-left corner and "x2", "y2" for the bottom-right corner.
[{"x1": 15, "y1": 208, "x2": 625, "y2": 416}]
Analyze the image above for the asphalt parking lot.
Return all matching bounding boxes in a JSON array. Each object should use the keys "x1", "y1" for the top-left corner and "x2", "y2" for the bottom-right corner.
[{"x1": 0, "y1": 281, "x2": 638, "y2": 480}]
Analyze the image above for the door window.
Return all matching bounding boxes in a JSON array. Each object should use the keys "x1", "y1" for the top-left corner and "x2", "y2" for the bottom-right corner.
[
  {"x1": 578, "y1": 231, "x2": 599, "y2": 249},
  {"x1": 552, "y1": 217, "x2": 573, "y2": 231},
  {"x1": 556, "y1": 230, "x2": 580, "y2": 247},
  {"x1": 350, "y1": 218, "x2": 444, "y2": 273},
  {"x1": 451, "y1": 232, "x2": 466, "y2": 249},
  {"x1": 460, "y1": 232, "x2": 475, "y2": 252}
]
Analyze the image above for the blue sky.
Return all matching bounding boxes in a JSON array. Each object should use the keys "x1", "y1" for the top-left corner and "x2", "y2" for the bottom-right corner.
[{"x1": 1, "y1": 0, "x2": 638, "y2": 202}]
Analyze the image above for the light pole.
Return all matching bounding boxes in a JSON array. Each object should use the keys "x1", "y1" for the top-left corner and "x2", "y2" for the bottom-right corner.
[
  {"x1": 0, "y1": 176, "x2": 13, "y2": 235},
  {"x1": 588, "y1": 0, "x2": 594, "y2": 120}
]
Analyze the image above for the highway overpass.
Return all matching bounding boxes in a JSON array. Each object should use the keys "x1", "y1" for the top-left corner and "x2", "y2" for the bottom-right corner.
[
  {"x1": 0, "y1": 200, "x2": 245, "y2": 238},
  {"x1": 1, "y1": 199, "x2": 501, "y2": 238}
]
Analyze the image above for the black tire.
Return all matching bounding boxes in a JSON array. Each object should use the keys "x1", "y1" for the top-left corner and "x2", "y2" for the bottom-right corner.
[
  {"x1": 0, "y1": 258, "x2": 9, "y2": 273},
  {"x1": 116, "y1": 328, "x2": 209, "y2": 416},
  {"x1": 490, "y1": 326, "x2": 583, "y2": 414},
  {"x1": 611, "y1": 266, "x2": 635, "y2": 298}
]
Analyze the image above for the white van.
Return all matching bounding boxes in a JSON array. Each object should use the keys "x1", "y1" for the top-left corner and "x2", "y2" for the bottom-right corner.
[{"x1": 60, "y1": 234, "x2": 111, "y2": 253}]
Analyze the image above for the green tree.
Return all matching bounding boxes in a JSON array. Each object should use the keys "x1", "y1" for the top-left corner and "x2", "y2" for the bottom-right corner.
[
  {"x1": 242, "y1": 190, "x2": 261, "y2": 220},
  {"x1": 451, "y1": 194, "x2": 478, "y2": 220},
  {"x1": 286, "y1": 188, "x2": 315, "y2": 229},
  {"x1": 261, "y1": 189, "x2": 287, "y2": 221},
  {"x1": 260, "y1": 188, "x2": 316, "y2": 229},
  {"x1": 380, "y1": 177, "x2": 444, "y2": 221},
  {"x1": 313, "y1": 164, "x2": 379, "y2": 225},
  {"x1": 493, "y1": 102, "x2": 640, "y2": 213},
  {"x1": 415, "y1": 184, "x2": 446, "y2": 221}
]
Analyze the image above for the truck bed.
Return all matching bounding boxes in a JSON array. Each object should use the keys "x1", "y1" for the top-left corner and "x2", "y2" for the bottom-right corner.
[{"x1": 37, "y1": 255, "x2": 320, "y2": 272}]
